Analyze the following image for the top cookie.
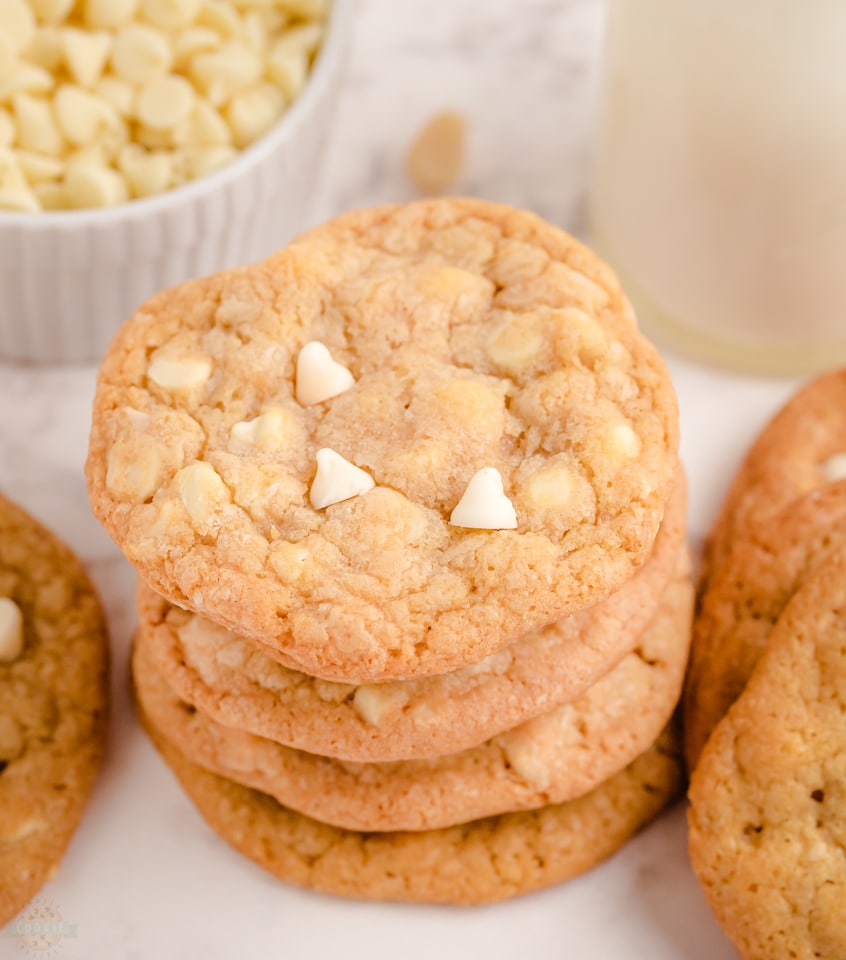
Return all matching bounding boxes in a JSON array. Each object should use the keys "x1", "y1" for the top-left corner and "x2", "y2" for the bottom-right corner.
[{"x1": 87, "y1": 199, "x2": 679, "y2": 681}]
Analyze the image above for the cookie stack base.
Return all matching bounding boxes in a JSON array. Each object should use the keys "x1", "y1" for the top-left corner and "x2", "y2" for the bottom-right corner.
[{"x1": 137, "y1": 696, "x2": 683, "y2": 905}]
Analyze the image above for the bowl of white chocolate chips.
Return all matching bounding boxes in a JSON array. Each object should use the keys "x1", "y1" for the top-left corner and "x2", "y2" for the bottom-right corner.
[{"x1": 0, "y1": 0, "x2": 351, "y2": 363}]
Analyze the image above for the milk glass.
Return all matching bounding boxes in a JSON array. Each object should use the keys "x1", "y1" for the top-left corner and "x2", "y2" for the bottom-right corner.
[{"x1": 589, "y1": 0, "x2": 846, "y2": 374}]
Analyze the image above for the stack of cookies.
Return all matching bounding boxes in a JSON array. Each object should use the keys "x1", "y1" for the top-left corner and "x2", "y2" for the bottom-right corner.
[
  {"x1": 685, "y1": 370, "x2": 846, "y2": 957},
  {"x1": 86, "y1": 198, "x2": 691, "y2": 904}
]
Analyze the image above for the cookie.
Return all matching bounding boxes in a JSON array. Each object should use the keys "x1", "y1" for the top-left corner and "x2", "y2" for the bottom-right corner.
[
  {"x1": 133, "y1": 568, "x2": 691, "y2": 832},
  {"x1": 684, "y1": 479, "x2": 846, "y2": 770},
  {"x1": 0, "y1": 494, "x2": 109, "y2": 928},
  {"x1": 87, "y1": 198, "x2": 679, "y2": 683},
  {"x1": 702, "y1": 368, "x2": 846, "y2": 586},
  {"x1": 139, "y1": 701, "x2": 683, "y2": 905},
  {"x1": 141, "y1": 474, "x2": 686, "y2": 763},
  {"x1": 688, "y1": 544, "x2": 846, "y2": 960}
]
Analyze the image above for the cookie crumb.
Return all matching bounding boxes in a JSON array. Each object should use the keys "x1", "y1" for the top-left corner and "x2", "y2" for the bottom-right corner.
[{"x1": 406, "y1": 111, "x2": 465, "y2": 194}]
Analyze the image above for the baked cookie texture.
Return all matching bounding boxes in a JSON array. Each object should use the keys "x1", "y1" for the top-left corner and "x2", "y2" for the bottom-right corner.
[
  {"x1": 141, "y1": 474, "x2": 686, "y2": 763},
  {"x1": 139, "y1": 700, "x2": 684, "y2": 905},
  {"x1": 0, "y1": 494, "x2": 108, "y2": 928},
  {"x1": 87, "y1": 198, "x2": 679, "y2": 682},
  {"x1": 684, "y1": 479, "x2": 846, "y2": 769},
  {"x1": 133, "y1": 566, "x2": 692, "y2": 831},
  {"x1": 701, "y1": 369, "x2": 846, "y2": 587},
  {"x1": 688, "y1": 546, "x2": 846, "y2": 960}
]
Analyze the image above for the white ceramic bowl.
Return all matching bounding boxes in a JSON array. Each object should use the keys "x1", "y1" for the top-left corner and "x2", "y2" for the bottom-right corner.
[{"x1": 0, "y1": 0, "x2": 352, "y2": 365}]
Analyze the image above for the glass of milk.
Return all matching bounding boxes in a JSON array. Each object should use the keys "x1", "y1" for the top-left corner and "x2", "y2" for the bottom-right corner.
[{"x1": 589, "y1": 0, "x2": 846, "y2": 374}]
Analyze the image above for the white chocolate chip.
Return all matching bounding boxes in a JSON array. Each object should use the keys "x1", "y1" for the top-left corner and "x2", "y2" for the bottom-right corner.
[
  {"x1": 111, "y1": 23, "x2": 172, "y2": 84},
  {"x1": 822, "y1": 452, "x2": 846, "y2": 482},
  {"x1": 140, "y1": 0, "x2": 202, "y2": 30},
  {"x1": 14, "y1": 149, "x2": 63, "y2": 182},
  {"x1": 267, "y1": 42, "x2": 308, "y2": 99},
  {"x1": 174, "y1": 461, "x2": 229, "y2": 526},
  {"x1": 0, "y1": 147, "x2": 39, "y2": 211},
  {"x1": 31, "y1": 0, "x2": 76, "y2": 24},
  {"x1": 0, "y1": 598, "x2": 24, "y2": 663},
  {"x1": 230, "y1": 408, "x2": 289, "y2": 449},
  {"x1": 352, "y1": 685, "x2": 408, "y2": 725},
  {"x1": 84, "y1": 0, "x2": 140, "y2": 29},
  {"x1": 295, "y1": 341, "x2": 355, "y2": 406},
  {"x1": 486, "y1": 314, "x2": 544, "y2": 373},
  {"x1": 136, "y1": 74, "x2": 196, "y2": 130},
  {"x1": 0, "y1": 108, "x2": 13, "y2": 147},
  {"x1": 609, "y1": 423, "x2": 641, "y2": 459},
  {"x1": 172, "y1": 143, "x2": 235, "y2": 180},
  {"x1": 450, "y1": 467, "x2": 518, "y2": 530},
  {"x1": 33, "y1": 179, "x2": 65, "y2": 208},
  {"x1": 64, "y1": 163, "x2": 128, "y2": 208},
  {"x1": 62, "y1": 27, "x2": 112, "y2": 87},
  {"x1": 0, "y1": 0, "x2": 36, "y2": 55},
  {"x1": 13, "y1": 93, "x2": 65, "y2": 155},
  {"x1": 309, "y1": 448, "x2": 374, "y2": 510},
  {"x1": 173, "y1": 26, "x2": 220, "y2": 68},
  {"x1": 94, "y1": 75, "x2": 135, "y2": 117},
  {"x1": 497, "y1": 733, "x2": 551, "y2": 789},
  {"x1": 24, "y1": 25, "x2": 64, "y2": 70},
  {"x1": 521, "y1": 462, "x2": 574, "y2": 511},
  {"x1": 171, "y1": 96, "x2": 231, "y2": 146},
  {"x1": 196, "y1": 0, "x2": 240, "y2": 37},
  {"x1": 225, "y1": 82, "x2": 283, "y2": 148},
  {"x1": 54, "y1": 83, "x2": 121, "y2": 146},
  {"x1": 1, "y1": 817, "x2": 48, "y2": 845},
  {"x1": 0, "y1": 62, "x2": 53, "y2": 100},
  {"x1": 189, "y1": 41, "x2": 262, "y2": 106},
  {"x1": 148, "y1": 356, "x2": 211, "y2": 390},
  {"x1": 118, "y1": 143, "x2": 171, "y2": 197}
]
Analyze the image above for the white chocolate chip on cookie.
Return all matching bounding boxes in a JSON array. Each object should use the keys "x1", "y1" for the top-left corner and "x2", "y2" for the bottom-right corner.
[
  {"x1": 148, "y1": 356, "x2": 211, "y2": 391},
  {"x1": 497, "y1": 733, "x2": 551, "y2": 789},
  {"x1": 520, "y1": 461, "x2": 574, "y2": 511},
  {"x1": 485, "y1": 313, "x2": 544, "y2": 373},
  {"x1": 822, "y1": 452, "x2": 846, "y2": 482},
  {"x1": 352, "y1": 684, "x2": 408, "y2": 725},
  {"x1": 295, "y1": 341, "x2": 355, "y2": 406},
  {"x1": 174, "y1": 461, "x2": 230, "y2": 526},
  {"x1": 0, "y1": 597, "x2": 24, "y2": 662},
  {"x1": 309, "y1": 448, "x2": 374, "y2": 510},
  {"x1": 230, "y1": 408, "x2": 290, "y2": 449},
  {"x1": 450, "y1": 467, "x2": 517, "y2": 530}
]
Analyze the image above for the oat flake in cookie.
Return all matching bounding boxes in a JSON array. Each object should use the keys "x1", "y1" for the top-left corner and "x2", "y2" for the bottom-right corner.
[
  {"x1": 0, "y1": 493, "x2": 108, "y2": 928},
  {"x1": 87, "y1": 199, "x2": 679, "y2": 682}
]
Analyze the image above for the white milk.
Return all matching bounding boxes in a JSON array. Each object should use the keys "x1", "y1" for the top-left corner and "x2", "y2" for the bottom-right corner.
[{"x1": 589, "y1": 0, "x2": 846, "y2": 373}]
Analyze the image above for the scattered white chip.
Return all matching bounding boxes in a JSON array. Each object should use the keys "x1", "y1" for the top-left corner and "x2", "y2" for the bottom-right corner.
[
  {"x1": 822, "y1": 452, "x2": 846, "y2": 483},
  {"x1": 295, "y1": 341, "x2": 355, "y2": 406},
  {"x1": 449, "y1": 467, "x2": 518, "y2": 530},
  {"x1": 309, "y1": 448, "x2": 374, "y2": 510},
  {"x1": 0, "y1": 597, "x2": 24, "y2": 663}
]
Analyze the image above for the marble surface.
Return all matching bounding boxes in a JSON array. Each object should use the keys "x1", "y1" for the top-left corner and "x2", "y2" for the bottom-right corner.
[{"x1": 0, "y1": 2, "x2": 804, "y2": 958}]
